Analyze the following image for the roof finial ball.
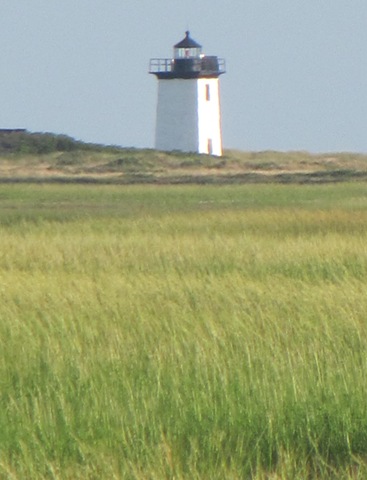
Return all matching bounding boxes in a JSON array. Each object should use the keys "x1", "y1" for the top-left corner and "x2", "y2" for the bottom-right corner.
[{"x1": 149, "y1": 32, "x2": 226, "y2": 156}]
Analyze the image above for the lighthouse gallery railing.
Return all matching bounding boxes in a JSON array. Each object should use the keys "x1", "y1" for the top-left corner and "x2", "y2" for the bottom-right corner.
[{"x1": 149, "y1": 57, "x2": 226, "y2": 76}]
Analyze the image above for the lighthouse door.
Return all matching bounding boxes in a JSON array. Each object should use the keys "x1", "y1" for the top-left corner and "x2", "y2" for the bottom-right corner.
[{"x1": 207, "y1": 139, "x2": 213, "y2": 155}]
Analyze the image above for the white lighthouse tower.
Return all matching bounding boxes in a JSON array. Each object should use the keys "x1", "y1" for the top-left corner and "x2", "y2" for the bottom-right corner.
[{"x1": 149, "y1": 31, "x2": 226, "y2": 156}]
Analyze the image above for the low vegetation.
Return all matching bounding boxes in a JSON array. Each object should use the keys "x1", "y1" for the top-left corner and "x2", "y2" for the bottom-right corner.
[
  {"x1": 1, "y1": 130, "x2": 367, "y2": 184},
  {"x1": 0, "y1": 183, "x2": 367, "y2": 478}
]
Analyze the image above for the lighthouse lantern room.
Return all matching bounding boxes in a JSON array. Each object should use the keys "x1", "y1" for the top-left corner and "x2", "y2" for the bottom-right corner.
[{"x1": 149, "y1": 32, "x2": 225, "y2": 156}]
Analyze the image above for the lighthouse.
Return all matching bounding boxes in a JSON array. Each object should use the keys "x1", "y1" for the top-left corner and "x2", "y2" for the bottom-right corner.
[{"x1": 149, "y1": 31, "x2": 226, "y2": 156}]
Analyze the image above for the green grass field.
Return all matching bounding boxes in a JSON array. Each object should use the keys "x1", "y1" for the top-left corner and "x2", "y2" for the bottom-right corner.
[{"x1": 1, "y1": 183, "x2": 367, "y2": 479}]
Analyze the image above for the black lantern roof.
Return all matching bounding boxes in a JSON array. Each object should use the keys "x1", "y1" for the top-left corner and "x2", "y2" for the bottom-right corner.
[{"x1": 174, "y1": 31, "x2": 202, "y2": 49}]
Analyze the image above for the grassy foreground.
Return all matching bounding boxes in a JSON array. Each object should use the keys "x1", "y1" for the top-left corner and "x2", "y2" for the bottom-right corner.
[{"x1": 0, "y1": 183, "x2": 367, "y2": 479}]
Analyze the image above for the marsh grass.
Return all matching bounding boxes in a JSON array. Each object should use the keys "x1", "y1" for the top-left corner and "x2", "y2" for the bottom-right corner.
[{"x1": 0, "y1": 184, "x2": 367, "y2": 478}]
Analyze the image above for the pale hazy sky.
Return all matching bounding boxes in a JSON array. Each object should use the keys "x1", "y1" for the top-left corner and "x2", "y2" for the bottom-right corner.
[{"x1": 1, "y1": 1, "x2": 366, "y2": 153}]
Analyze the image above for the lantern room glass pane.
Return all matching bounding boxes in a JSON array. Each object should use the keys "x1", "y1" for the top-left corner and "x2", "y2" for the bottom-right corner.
[{"x1": 174, "y1": 47, "x2": 201, "y2": 59}]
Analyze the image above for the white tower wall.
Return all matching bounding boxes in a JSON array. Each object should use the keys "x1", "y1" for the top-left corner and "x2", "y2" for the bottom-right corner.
[
  {"x1": 197, "y1": 78, "x2": 222, "y2": 156},
  {"x1": 155, "y1": 79, "x2": 199, "y2": 153},
  {"x1": 155, "y1": 78, "x2": 222, "y2": 156}
]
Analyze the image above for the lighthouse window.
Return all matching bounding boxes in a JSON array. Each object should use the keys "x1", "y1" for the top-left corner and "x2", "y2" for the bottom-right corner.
[
  {"x1": 175, "y1": 47, "x2": 201, "y2": 59},
  {"x1": 206, "y1": 84, "x2": 210, "y2": 101},
  {"x1": 175, "y1": 48, "x2": 186, "y2": 58}
]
